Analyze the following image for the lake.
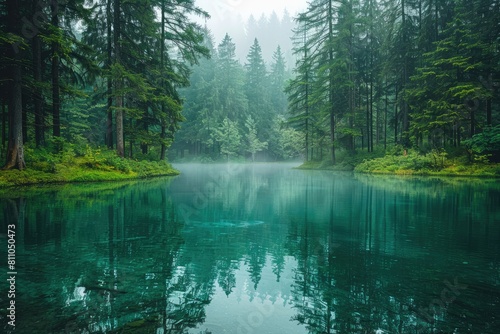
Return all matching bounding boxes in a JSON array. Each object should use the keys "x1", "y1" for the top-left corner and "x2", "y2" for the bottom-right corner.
[{"x1": 1, "y1": 163, "x2": 500, "y2": 333}]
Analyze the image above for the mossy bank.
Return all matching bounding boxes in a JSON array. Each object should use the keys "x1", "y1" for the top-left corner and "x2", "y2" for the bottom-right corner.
[
  {"x1": 297, "y1": 148, "x2": 500, "y2": 178},
  {"x1": 0, "y1": 145, "x2": 178, "y2": 188}
]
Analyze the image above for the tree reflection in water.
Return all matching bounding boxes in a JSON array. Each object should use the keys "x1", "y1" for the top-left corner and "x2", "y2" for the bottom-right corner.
[{"x1": 1, "y1": 165, "x2": 499, "y2": 333}]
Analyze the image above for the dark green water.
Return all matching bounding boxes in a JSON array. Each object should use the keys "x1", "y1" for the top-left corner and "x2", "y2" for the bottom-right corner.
[{"x1": 1, "y1": 163, "x2": 500, "y2": 334}]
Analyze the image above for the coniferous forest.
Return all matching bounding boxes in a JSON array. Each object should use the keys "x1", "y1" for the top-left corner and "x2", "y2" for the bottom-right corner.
[
  {"x1": 1, "y1": 0, "x2": 500, "y2": 185},
  {"x1": 1, "y1": 2, "x2": 500, "y2": 334}
]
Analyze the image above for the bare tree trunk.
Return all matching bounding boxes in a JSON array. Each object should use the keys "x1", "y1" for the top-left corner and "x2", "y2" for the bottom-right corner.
[
  {"x1": 114, "y1": 0, "x2": 124, "y2": 157},
  {"x1": 486, "y1": 98, "x2": 492, "y2": 126},
  {"x1": 401, "y1": 0, "x2": 410, "y2": 147},
  {"x1": 4, "y1": 66, "x2": 25, "y2": 170},
  {"x1": 106, "y1": 0, "x2": 113, "y2": 149},
  {"x1": 4, "y1": 0, "x2": 26, "y2": 170},
  {"x1": 159, "y1": 0, "x2": 167, "y2": 161},
  {"x1": 33, "y1": 0, "x2": 44, "y2": 147},
  {"x1": 51, "y1": 0, "x2": 61, "y2": 138},
  {"x1": 160, "y1": 125, "x2": 166, "y2": 160},
  {"x1": 2, "y1": 100, "x2": 6, "y2": 158},
  {"x1": 328, "y1": 0, "x2": 336, "y2": 164}
]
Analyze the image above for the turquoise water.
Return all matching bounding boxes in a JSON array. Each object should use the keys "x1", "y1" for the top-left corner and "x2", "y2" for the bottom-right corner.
[{"x1": 1, "y1": 163, "x2": 499, "y2": 333}]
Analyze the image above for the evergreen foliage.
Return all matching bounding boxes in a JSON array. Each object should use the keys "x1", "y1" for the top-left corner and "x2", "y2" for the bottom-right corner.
[
  {"x1": 0, "y1": 0, "x2": 208, "y2": 171},
  {"x1": 285, "y1": 0, "x2": 499, "y2": 170},
  {"x1": 0, "y1": 0, "x2": 498, "y2": 175}
]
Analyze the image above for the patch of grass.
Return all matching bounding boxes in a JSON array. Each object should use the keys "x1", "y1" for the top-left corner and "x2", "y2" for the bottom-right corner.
[
  {"x1": 296, "y1": 147, "x2": 500, "y2": 178},
  {"x1": 0, "y1": 145, "x2": 179, "y2": 188},
  {"x1": 354, "y1": 149, "x2": 500, "y2": 177}
]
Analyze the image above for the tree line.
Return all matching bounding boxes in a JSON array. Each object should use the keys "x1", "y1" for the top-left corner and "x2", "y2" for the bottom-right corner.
[
  {"x1": 2, "y1": 0, "x2": 499, "y2": 170},
  {"x1": 173, "y1": 32, "x2": 303, "y2": 161},
  {"x1": 0, "y1": 0, "x2": 209, "y2": 170},
  {"x1": 287, "y1": 0, "x2": 500, "y2": 163}
]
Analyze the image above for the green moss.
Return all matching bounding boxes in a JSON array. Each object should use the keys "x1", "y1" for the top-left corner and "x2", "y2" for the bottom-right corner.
[
  {"x1": 0, "y1": 146, "x2": 179, "y2": 188},
  {"x1": 298, "y1": 148, "x2": 500, "y2": 178}
]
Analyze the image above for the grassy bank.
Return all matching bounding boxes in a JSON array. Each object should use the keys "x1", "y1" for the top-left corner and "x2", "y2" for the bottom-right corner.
[
  {"x1": 0, "y1": 144, "x2": 179, "y2": 188},
  {"x1": 297, "y1": 148, "x2": 500, "y2": 177}
]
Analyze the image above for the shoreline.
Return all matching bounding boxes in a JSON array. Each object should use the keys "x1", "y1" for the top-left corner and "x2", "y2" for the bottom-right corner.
[
  {"x1": 2, "y1": 159, "x2": 499, "y2": 189},
  {"x1": 294, "y1": 160, "x2": 500, "y2": 178},
  {"x1": 0, "y1": 166, "x2": 179, "y2": 188}
]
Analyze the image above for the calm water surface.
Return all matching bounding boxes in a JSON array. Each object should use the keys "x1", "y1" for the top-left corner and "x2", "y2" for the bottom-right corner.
[{"x1": 1, "y1": 163, "x2": 500, "y2": 334}]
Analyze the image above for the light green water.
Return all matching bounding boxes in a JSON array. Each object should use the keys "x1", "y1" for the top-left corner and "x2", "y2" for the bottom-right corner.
[{"x1": 1, "y1": 163, "x2": 499, "y2": 333}]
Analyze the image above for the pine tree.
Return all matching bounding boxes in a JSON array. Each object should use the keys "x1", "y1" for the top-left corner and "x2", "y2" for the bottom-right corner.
[
  {"x1": 177, "y1": 29, "x2": 219, "y2": 156},
  {"x1": 406, "y1": 0, "x2": 491, "y2": 148},
  {"x1": 296, "y1": 0, "x2": 340, "y2": 164},
  {"x1": 215, "y1": 117, "x2": 241, "y2": 160},
  {"x1": 216, "y1": 34, "x2": 247, "y2": 122},
  {"x1": 270, "y1": 45, "x2": 288, "y2": 115},
  {"x1": 245, "y1": 38, "x2": 270, "y2": 139},
  {"x1": 244, "y1": 115, "x2": 267, "y2": 161},
  {"x1": 286, "y1": 13, "x2": 312, "y2": 161}
]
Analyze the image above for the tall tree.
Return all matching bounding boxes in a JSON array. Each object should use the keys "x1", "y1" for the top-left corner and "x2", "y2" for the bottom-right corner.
[
  {"x1": 32, "y1": 0, "x2": 44, "y2": 147},
  {"x1": 245, "y1": 38, "x2": 270, "y2": 139},
  {"x1": 51, "y1": 0, "x2": 61, "y2": 138},
  {"x1": 215, "y1": 117, "x2": 241, "y2": 160},
  {"x1": 156, "y1": 0, "x2": 209, "y2": 160},
  {"x1": 287, "y1": 13, "x2": 312, "y2": 161},
  {"x1": 3, "y1": 0, "x2": 25, "y2": 169},
  {"x1": 217, "y1": 34, "x2": 247, "y2": 122},
  {"x1": 296, "y1": 0, "x2": 339, "y2": 164},
  {"x1": 407, "y1": 0, "x2": 491, "y2": 147},
  {"x1": 269, "y1": 45, "x2": 288, "y2": 115},
  {"x1": 113, "y1": 0, "x2": 124, "y2": 157},
  {"x1": 244, "y1": 115, "x2": 267, "y2": 161}
]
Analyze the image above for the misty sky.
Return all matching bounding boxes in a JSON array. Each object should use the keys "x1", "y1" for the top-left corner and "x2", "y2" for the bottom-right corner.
[
  {"x1": 195, "y1": 0, "x2": 307, "y2": 44},
  {"x1": 195, "y1": 0, "x2": 307, "y2": 21}
]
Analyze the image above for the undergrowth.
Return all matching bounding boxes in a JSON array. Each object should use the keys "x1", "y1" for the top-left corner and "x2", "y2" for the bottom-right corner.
[
  {"x1": 297, "y1": 146, "x2": 500, "y2": 177},
  {"x1": 0, "y1": 141, "x2": 179, "y2": 187}
]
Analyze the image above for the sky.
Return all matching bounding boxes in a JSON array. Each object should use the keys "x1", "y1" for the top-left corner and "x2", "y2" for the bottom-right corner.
[
  {"x1": 194, "y1": 0, "x2": 308, "y2": 54},
  {"x1": 195, "y1": 0, "x2": 308, "y2": 23}
]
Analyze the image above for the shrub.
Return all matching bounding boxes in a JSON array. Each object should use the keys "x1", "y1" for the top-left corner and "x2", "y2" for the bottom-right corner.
[{"x1": 463, "y1": 125, "x2": 500, "y2": 162}]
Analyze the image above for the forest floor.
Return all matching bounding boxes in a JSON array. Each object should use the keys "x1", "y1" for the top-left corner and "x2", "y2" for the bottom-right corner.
[
  {"x1": 298, "y1": 148, "x2": 500, "y2": 177},
  {"x1": 0, "y1": 145, "x2": 179, "y2": 187}
]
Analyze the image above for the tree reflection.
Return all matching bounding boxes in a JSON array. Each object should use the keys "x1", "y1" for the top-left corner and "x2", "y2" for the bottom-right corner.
[{"x1": 1, "y1": 167, "x2": 499, "y2": 333}]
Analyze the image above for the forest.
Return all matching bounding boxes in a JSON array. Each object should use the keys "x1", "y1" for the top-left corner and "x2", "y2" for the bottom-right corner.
[{"x1": 1, "y1": 0, "x2": 499, "y2": 185}]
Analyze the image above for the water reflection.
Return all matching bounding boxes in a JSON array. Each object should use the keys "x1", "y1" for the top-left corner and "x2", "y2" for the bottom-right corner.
[{"x1": 1, "y1": 164, "x2": 499, "y2": 333}]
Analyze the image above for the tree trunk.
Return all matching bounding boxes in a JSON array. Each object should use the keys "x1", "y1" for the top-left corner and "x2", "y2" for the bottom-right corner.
[
  {"x1": 141, "y1": 114, "x2": 148, "y2": 155},
  {"x1": 328, "y1": 0, "x2": 336, "y2": 164},
  {"x1": 1, "y1": 100, "x2": 6, "y2": 158},
  {"x1": 160, "y1": 125, "x2": 166, "y2": 160},
  {"x1": 114, "y1": 0, "x2": 124, "y2": 157},
  {"x1": 369, "y1": 0, "x2": 374, "y2": 153},
  {"x1": 302, "y1": 18, "x2": 310, "y2": 162},
  {"x1": 22, "y1": 93, "x2": 28, "y2": 143},
  {"x1": 384, "y1": 79, "x2": 388, "y2": 150},
  {"x1": 486, "y1": 98, "x2": 492, "y2": 126},
  {"x1": 401, "y1": 0, "x2": 410, "y2": 147},
  {"x1": 4, "y1": 0, "x2": 26, "y2": 170},
  {"x1": 116, "y1": 107, "x2": 124, "y2": 157},
  {"x1": 33, "y1": 32, "x2": 44, "y2": 147},
  {"x1": 33, "y1": 0, "x2": 44, "y2": 147},
  {"x1": 366, "y1": 84, "x2": 371, "y2": 152},
  {"x1": 106, "y1": 0, "x2": 113, "y2": 149},
  {"x1": 7, "y1": 67, "x2": 26, "y2": 170},
  {"x1": 159, "y1": 0, "x2": 167, "y2": 161},
  {"x1": 51, "y1": 0, "x2": 61, "y2": 138}
]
